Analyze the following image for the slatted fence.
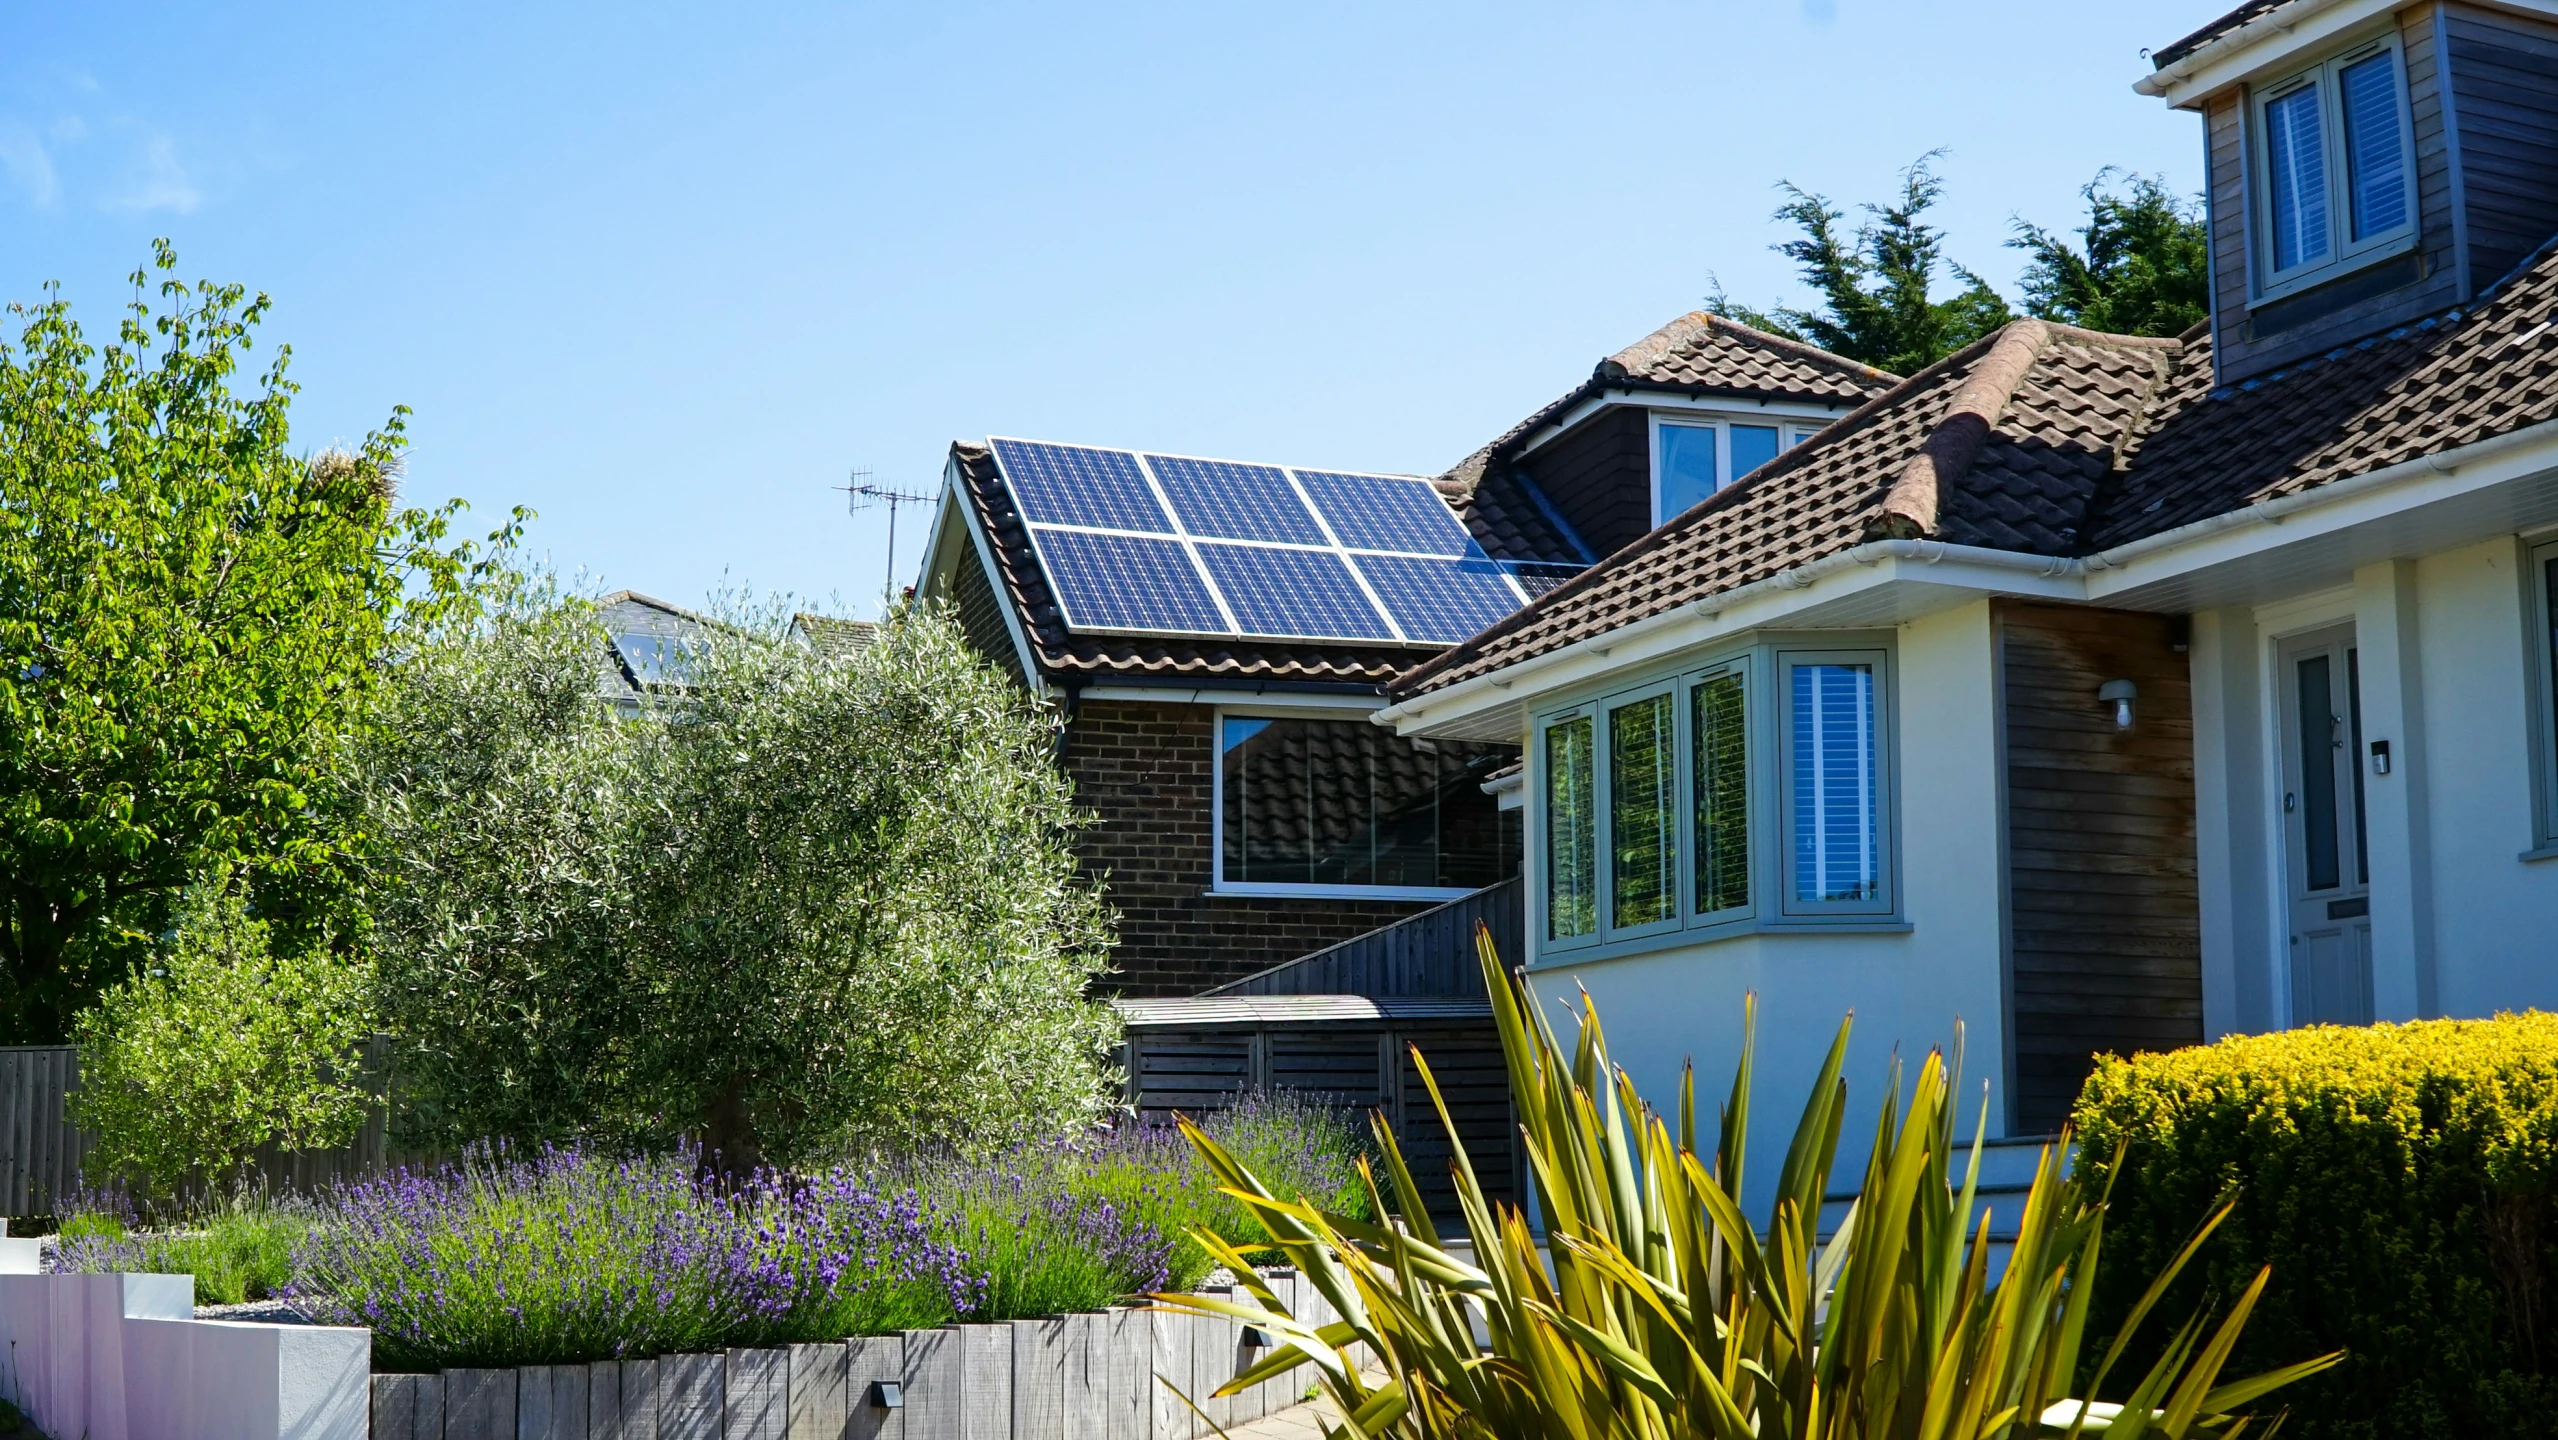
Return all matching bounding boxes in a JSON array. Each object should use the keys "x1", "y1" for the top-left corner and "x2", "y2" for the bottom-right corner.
[{"x1": 0, "y1": 1036, "x2": 393, "y2": 1215}]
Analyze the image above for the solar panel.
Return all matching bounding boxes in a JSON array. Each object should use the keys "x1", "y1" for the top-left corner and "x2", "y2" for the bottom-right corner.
[
  {"x1": 1354, "y1": 554, "x2": 1527, "y2": 644},
  {"x1": 1036, "y1": 530, "x2": 1229, "y2": 634},
  {"x1": 1144, "y1": 455, "x2": 1326, "y2": 545},
  {"x1": 1294, "y1": 470, "x2": 1477, "y2": 557},
  {"x1": 989, "y1": 438, "x2": 1170, "y2": 532},
  {"x1": 1196, "y1": 544, "x2": 1395, "y2": 641}
]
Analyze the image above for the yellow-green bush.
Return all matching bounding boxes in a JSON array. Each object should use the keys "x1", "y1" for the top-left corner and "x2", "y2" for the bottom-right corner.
[{"x1": 2075, "y1": 1013, "x2": 2558, "y2": 1440}]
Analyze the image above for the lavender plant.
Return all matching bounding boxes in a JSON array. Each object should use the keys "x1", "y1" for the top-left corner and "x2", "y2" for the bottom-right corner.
[
  {"x1": 49, "y1": 1188, "x2": 310, "y2": 1305},
  {"x1": 287, "y1": 1146, "x2": 972, "y2": 1370}
]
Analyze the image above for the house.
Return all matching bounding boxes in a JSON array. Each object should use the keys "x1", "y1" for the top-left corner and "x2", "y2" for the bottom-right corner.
[
  {"x1": 1371, "y1": 0, "x2": 2558, "y2": 1198},
  {"x1": 915, "y1": 318, "x2": 1890, "y2": 996},
  {"x1": 596, "y1": 592, "x2": 879, "y2": 715}
]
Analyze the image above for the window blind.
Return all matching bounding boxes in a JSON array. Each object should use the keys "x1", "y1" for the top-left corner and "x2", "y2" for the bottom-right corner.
[
  {"x1": 1546, "y1": 715, "x2": 1597, "y2": 938},
  {"x1": 1692, "y1": 671, "x2": 1749, "y2": 914},
  {"x1": 1791, "y1": 663, "x2": 1879, "y2": 903},
  {"x1": 2266, "y1": 84, "x2": 2331, "y2": 272},
  {"x1": 1609, "y1": 693, "x2": 1676, "y2": 929}
]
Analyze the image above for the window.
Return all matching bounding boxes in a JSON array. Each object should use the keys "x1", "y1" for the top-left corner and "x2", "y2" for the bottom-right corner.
[
  {"x1": 2252, "y1": 37, "x2": 2415, "y2": 296},
  {"x1": 1545, "y1": 713, "x2": 1596, "y2": 938},
  {"x1": 1216, "y1": 713, "x2": 1517, "y2": 898},
  {"x1": 1534, "y1": 641, "x2": 1893, "y2": 952},
  {"x1": 1652, "y1": 417, "x2": 1825, "y2": 525}
]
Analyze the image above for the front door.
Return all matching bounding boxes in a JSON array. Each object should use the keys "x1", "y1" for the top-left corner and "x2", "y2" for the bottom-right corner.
[{"x1": 2278, "y1": 625, "x2": 2373, "y2": 1025}]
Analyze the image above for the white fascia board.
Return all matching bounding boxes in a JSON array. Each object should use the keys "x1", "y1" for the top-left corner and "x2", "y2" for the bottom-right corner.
[
  {"x1": 1516, "y1": 389, "x2": 1861, "y2": 459},
  {"x1": 1376, "y1": 540, "x2": 2081, "y2": 736},
  {"x1": 938, "y1": 460, "x2": 1051, "y2": 700},
  {"x1": 1076, "y1": 686, "x2": 1382, "y2": 712},
  {"x1": 2136, "y1": 0, "x2": 2558, "y2": 107}
]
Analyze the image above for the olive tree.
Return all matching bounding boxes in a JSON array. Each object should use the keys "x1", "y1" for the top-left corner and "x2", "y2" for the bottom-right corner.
[{"x1": 361, "y1": 588, "x2": 1121, "y2": 1171}]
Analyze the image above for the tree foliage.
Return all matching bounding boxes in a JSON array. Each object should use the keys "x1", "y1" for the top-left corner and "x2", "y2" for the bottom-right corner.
[
  {"x1": 69, "y1": 877, "x2": 376, "y2": 1199},
  {"x1": 2011, "y1": 170, "x2": 2210, "y2": 338},
  {"x1": 0, "y1": 243, "x2": 499, "y2": 1041},
  {"x1": 1711, "y1": 160, "x2": 2212, "y2": 373},
  {"x1": 359, "y1": 585, "x2": 1122, "y2": 1173},
  {"x1": 1709, "y1": 153, "x2": 2013, "y2": 376}
]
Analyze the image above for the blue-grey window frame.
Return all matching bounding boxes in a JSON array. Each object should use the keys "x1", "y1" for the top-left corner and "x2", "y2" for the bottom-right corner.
[{"x1": 2246, "y1": 31, "x2": 2420, "y2": 304}]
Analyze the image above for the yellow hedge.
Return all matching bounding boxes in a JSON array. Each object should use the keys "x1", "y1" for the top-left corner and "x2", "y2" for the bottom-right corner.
[{"x1": 2075, "y1": 1013, "x2": 2558, "y2": 1440}]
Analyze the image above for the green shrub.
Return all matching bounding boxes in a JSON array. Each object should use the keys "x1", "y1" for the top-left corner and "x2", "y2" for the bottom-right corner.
[{"x1": 2075, "y1": 1013, "x2": 2558, "y2": 1440}]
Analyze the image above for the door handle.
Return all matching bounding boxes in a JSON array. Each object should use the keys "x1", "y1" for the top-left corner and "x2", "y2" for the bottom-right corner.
[{"x1": 2285, "y1": 792, "x2": 2297, "y2": 813}]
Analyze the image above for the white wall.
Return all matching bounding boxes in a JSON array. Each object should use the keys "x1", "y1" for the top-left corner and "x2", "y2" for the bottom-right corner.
[
  {"x1": 1523, "y1": 600, "x2": 2009, "y2": 1216},
  {"x1": 2191, "y1": 536, "x2": 2558, "y2": 1029}
]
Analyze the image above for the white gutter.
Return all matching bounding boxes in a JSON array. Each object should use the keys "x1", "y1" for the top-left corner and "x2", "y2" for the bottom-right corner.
[
  {"x1": 1384, "y1": 415, "x2": 2558, "y2": 733},
  {"x1": 2133, "y1": 0, "x2": 2349, "y2": 99}
]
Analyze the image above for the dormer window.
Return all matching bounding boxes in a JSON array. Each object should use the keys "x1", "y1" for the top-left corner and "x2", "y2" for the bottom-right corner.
[
  {"x1": 2252, "y1": 36, "x2": 2416, "y2": 299},
  {"x1": 1652, "y1": 415, "x2": 1820, "y2": 525}
]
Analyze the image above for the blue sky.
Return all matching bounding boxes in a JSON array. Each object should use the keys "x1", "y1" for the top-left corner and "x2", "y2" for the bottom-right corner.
[{"x1": 1, "y1": 3, "x2": 2228, "y2": 618}]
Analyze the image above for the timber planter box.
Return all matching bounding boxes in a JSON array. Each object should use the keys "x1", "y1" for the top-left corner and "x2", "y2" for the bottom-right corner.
[{"x1": 368, "y1": 1274, "x2": 1332, "y2": 1440}]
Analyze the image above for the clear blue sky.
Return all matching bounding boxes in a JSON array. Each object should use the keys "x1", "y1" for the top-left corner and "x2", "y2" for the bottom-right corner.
[{"x1": 1, "y1": 3, "x2": 2228, "y2": 618}]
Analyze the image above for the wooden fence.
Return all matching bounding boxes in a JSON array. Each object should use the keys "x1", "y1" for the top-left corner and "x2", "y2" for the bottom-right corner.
[
  {"x1": 1203, "y1": 877, "x2": 1519, "y2": 999},
  {"x1": 0, "y1": 1036, "x2": 394, "y2": 1215}
]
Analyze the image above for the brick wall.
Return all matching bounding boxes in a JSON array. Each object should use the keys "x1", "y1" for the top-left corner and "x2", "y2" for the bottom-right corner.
[{"x1": 1062, "y1": 698, "x2": 1434, "y2": 996}]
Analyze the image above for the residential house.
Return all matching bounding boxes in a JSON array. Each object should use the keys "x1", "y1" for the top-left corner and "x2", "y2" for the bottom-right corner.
[
  {"x1": 914, "y1": 316, "x2": 1890, "y2": 995},
  {"x1": 1372, "y1": 0, "x2": 2558, "y2": 1202},
  {"x1": 596, "y1": 592, "x2": 879, "y2": 716}
]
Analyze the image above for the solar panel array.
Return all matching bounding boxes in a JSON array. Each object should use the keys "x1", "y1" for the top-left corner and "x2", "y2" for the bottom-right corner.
[{"x1": 989, "y1": 437, "x2": 1566, "y2": 645}]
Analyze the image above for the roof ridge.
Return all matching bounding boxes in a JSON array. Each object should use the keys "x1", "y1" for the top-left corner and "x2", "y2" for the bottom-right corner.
[
  {"x1": 1598, "y1": 310, "x2": 1717, "y2": 380},
  {"x1": 1865, "y1": 319, "x2": 2054, "y2": 541}
]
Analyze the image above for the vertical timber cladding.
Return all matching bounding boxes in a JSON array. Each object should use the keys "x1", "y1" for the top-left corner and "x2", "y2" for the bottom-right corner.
[{"x1": 1997, "y1": 602, "x2": 2202, "y2": 1135}]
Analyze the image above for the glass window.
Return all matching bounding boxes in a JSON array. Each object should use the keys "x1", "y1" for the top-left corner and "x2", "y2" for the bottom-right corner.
[
  {"x1": 2265, "y1": 83, "x2": 2331, "y2": 274},
  {"x1": 1790, "y1": 662, "x2": 1880, "y2": 904},
  {"x1": 1219, "y1": 716, "x2": 1515, "y2": 892},
  {"x1": 1692, "y1": 671, "x2": 1749, "y2": 915},
  {"x1": 2339, "y1": 51, "x2": 2408, "y2": 241},
  {"x1": 1609, "y1": 693, "x2": 1676, "y2": 929},
  {"x1": 1545, "y1": 715, "x2": 1597, "y2": 939},
  {"x1": 1656, "y1": 422, "x2": 1720, "y2": 521},
  {"x1": 1729, "y1": 425, "x2": 1782, "y2": 482}
]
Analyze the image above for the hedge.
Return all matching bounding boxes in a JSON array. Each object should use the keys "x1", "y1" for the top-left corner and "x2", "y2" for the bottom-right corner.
[{"x1": 2074, "y1": 1013, "x2": 2558, "y2": 1440}]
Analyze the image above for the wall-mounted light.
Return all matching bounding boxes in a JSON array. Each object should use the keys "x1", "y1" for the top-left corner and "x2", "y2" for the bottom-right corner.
[
  {"x1": 870, "y1": 1380, "x2": 905, "y2": 1411},
  {"x1": 2098, "y1": 679, "x2": 2137, "y2": 731},
  {"x1": 1241, "y1": 1327, "x2": 1272, "y2": 1349}
]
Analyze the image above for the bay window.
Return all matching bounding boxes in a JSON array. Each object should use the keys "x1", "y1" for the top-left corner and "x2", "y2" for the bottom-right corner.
[
  {"x1": 1535, "y1": 641, "x2": 1895, "y2": 954},
  {"x1": 2252, "y1": 36, "x2": 2416, "y2": 298}
]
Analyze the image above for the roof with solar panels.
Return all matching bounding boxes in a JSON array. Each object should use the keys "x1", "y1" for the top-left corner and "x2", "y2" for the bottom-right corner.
[{"x1": 917, "y1": 436, "x2": 1593, "y2": 690}]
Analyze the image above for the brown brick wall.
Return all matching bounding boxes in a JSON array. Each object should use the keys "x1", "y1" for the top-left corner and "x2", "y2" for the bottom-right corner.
[{"x1": 1063, "y1": 698, "x2": 1435, "y2": 996}]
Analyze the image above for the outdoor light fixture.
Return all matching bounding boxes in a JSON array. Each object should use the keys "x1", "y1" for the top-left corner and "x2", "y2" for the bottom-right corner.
[
  {"x1": 2098, "y1": 679, "x2": 2137, "y2": 731},
  {"x1": 871, "y1": 1380, "x2": 905, "y2": 1411},
  {"x1": 1241, "y1": 1327, "x2": 1272, "y2": 1349}
]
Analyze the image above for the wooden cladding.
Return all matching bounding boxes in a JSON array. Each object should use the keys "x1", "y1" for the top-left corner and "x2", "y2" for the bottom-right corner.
[{"x1": 1997, "y1": 603, "x2": 2203, "y2": 1136}]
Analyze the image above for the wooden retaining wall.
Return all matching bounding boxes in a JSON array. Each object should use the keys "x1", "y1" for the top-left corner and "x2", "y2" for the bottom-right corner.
[
  {"x1": 0, "y1": 1037, "x2": 394, "y2": 1214},
  {"x1": 372, "y1": 1273, "x2": 1341, "y2": 1440}
]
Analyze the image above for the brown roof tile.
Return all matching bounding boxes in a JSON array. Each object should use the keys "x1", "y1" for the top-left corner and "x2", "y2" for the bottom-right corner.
[
  {"x1": 2152, "y1": 0, "x2": 2293, "y2": 69},
  {"x1": 1393, "y1": 235, "x2": 2558, "y2": 703}
]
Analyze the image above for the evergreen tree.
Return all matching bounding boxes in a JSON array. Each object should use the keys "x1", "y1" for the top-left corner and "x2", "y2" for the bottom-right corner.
[{"x1": 2011, "y1": 169, "x2": 2210, "y2": 337}]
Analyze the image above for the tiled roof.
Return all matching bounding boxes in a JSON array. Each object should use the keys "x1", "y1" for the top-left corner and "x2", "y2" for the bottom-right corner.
[
  {"x1": 1392, "y1": 236, "x2": 2558, "y2": 700},
  {"x1": 791, "y1": 613, "x2": 879, "y2": 658},
  {"x1": 949, "y1": 443, "x2": 1580, "y2": 687},
  {"x1": 1470, "y1": 312, "x2": 1899, "y2": 471},
  {"x1": 2152, "y1": 0, "x2": 2291, "y2": 70}
]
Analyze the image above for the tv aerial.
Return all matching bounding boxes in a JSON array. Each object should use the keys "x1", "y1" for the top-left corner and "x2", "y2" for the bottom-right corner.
[{"x1": 838, "y1": 468, "x2": 935, "y2": 602}]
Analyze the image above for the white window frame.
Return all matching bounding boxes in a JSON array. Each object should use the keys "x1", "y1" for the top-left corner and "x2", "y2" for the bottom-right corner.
[
  {"x1": 1648, "y1": 413, "x2": 1823, "y2": 526},
  {"x1": 2247, "y1": 32, "x2": 2420, "y2": 304},
  {"x1": 1775, "y1": 647, "x2": 1898, "y2": 919},
  {"x1": 1207, "y1": 705, "x2": 1491, "y2": 901}
]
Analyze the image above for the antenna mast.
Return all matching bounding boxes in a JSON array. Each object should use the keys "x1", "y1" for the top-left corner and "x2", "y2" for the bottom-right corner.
[{"x1": 838, "y1": 469, "x2": 935, "y2": 606}]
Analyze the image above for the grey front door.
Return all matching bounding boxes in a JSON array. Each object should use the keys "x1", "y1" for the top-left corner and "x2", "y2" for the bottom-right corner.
[{"x1": 2278, "y1": 625, "x2": 2373, "y2": 1025}]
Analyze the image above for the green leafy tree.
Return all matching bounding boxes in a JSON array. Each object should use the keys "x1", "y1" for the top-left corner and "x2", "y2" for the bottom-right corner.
[
  {"x1": 2011, "y1": 169, "x2": 2210, "y2": 337},
  {"x1": 69, "y1": 878, "x2": 376, "y2": 1199},
  {"x1": 1709, "y1": 152, "x2": 2012, "y2": 375},
  {"x1": 0, "y1": 243, "x2": 497, "y2": 1041},
  {"x1": 361, "y1": 585, "x2": 1122, "y2": 1174}
]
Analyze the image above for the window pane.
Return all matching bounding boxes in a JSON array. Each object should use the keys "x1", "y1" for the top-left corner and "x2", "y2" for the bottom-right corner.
[
  {"x1": 2340, "y1": 52, "x2": 2407, "y2": 240},
  {"x1": 2266, "y1": 84, "x2": 2331, "y2": 272},
  {"x1": 1221, "y1": 717, "x2": 1512, "y2": 889},
  {"x1": 1730, "y1": 424, "x2": 1782, "y2": 481},
  {"x1": 1610, "y1": 694, "x2": 1676, "y2": 929},
  {"x1": 1693, "y1": 672, "x2": 1749, "y2": 914},
  {"x1": 1791, "y1": 663, "x2": 1879, "y2": 903},
  {"x1": 1656, "y1": 423, "x2": 1720, "y2": 520},
  {"x1": 1546, "y1": 716, "x2": 1597, "y2": 938},
  {"x1": 2295, "y1": 655, "x2": 2340, "y2": 891}
]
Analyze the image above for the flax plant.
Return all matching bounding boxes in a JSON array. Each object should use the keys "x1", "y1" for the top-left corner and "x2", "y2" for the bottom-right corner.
[{"x1": 1159, "y1": 927, "x2": 2337, "y2": 1439}]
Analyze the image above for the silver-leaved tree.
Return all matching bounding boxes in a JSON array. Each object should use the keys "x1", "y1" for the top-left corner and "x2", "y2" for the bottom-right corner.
[{"x1": 358, "y1": 582, "x2": 1122, "y2": 1174}]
